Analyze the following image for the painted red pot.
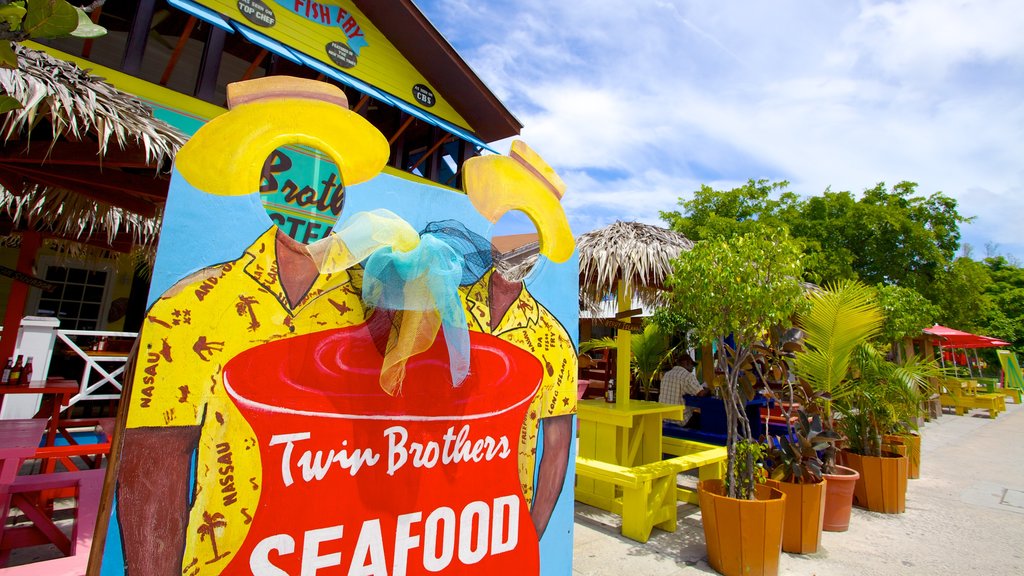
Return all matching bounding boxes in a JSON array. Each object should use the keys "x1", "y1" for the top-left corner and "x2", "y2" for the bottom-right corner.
[
  {"x1": 822, "y1": 465, "x2": 860, "y2": 532},
  {"x1": 221, "y1": 325, "x2": 542, "y2": 575}
]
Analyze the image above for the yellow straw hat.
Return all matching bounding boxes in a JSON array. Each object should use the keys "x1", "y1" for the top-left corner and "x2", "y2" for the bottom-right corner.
[{"x1": 176, "y1": 76, "x2": 389, "y2": 195}]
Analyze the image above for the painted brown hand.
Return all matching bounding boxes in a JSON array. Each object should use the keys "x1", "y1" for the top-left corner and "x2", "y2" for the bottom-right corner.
[
  {"x1": 196, "y1": 511, "x2": 231, "y2": 565},
  {"x1": 235, "y1": 295, "x2": 261, "y2": 332},
  {"x1": 193, "y1": 336, "x2": 225, "y2": 361}
]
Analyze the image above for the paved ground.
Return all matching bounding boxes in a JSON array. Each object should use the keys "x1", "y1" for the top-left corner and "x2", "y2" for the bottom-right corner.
[{"x1": 573, "y1": 401, "x2": 1024, "y2": 575}]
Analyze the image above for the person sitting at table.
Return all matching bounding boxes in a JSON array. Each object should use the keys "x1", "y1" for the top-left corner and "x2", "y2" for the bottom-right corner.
[{"x1": 659, "y1": 352, "x2": 704, "y2": 425}]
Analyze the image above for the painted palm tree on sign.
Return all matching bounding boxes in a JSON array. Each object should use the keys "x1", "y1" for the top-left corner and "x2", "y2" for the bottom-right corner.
[{"x1": 196, "y1": 510, "x2": 230, "y2": 564}]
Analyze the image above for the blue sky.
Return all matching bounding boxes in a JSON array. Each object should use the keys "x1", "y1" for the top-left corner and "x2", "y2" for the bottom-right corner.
[{"x1": 416, "y1": 0, "x2": 1024, "y2": 261}]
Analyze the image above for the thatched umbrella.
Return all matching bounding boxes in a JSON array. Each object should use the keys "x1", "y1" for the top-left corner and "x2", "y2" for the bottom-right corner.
[
  {"x1": 575, "y1": 221, "x2": 693, "y2": 405},
  {"x1": 0, "y1": 44, "x2": 186, "y2": 361},
  {"x1": 577, "y1": 220, "x2": 694, "y2": 310}
]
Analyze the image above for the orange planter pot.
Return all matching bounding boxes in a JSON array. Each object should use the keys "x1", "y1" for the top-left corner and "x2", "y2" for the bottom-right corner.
[
  {"x1": 699, "y1": 479, "x2": 786, "y2": 576},
  {"x1": 767, "y1": 479, "x2": 826, "y2": 554},
  {"x1": 822, "y1": 465, "x2": 859, "y2": 532},
  {"x1": 842, "y1": 451, "x2": 908, "y2": 513},
  {"x1": 884, "y1": 433, "x2": 921, "y2": 479}
]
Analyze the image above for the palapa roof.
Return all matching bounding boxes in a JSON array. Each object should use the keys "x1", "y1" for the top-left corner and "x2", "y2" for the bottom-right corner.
[
  {"x1": 0, "y1": 45, "x2": 186, "y2": 253},
  {"x1": 578, "y1": 221, "x2": 694, "y2": 309}
]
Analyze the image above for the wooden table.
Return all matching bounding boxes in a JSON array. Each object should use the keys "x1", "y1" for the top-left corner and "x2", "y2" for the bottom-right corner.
[{"x1": 576, "y1": 399, "x2": 684, "y2": 499}]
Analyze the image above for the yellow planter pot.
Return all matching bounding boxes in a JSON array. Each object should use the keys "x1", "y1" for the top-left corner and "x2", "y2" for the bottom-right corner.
[
  {"x1": 842, "y1": 451, "x2": 908, "y2": 513},
  {"x1": 767, "y1": 478, "x2": 826, "y2": 554},
  {"x1": 883, "y1": 433, "x2": 921, "y2": 479},
  {"x1": 699, "y1": 479, "x2": 786, "y2": 576}
]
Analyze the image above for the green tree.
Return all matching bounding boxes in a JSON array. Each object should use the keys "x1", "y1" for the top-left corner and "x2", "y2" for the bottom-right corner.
[
  {"x1": 659, "y1": 178, "x2": 799, "y2": 242},
  {"x1": 663, "y1": 229, "x2": 805, "y2": 499},
  {"x1": 875, "y1": 284, "x2": 939, "y2": 345},
  {"x1": 928, "y1": 257, "x2": 993, "y2": 331},
  {"x1": 660, "y1": 180, "x2": 971, "y2": 292}
]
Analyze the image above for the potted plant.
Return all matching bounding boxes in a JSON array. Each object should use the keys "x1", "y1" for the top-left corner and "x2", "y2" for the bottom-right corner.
[
  {"x1": 766, "y1": 410, "x2": 837, "y2": 554},
  {"x1": 664, "y1": 229, "x2": 805, "y2": 576},
  {"x1": 791, "y1": 280, "x2": 883, "y2": 530},
  {"x1": 837, "y1": 343, "x2": 940, "y2": 512}
]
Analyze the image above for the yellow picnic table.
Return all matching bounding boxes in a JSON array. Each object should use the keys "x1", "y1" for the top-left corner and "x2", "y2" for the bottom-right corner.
[{"x1": 575, "y1": 399, "x2": 726, "y2": 542}]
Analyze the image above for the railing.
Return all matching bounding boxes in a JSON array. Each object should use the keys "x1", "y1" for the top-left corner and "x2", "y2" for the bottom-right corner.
[{"x1": 54, "y1": 329, "x2": 138, "y2": 411}]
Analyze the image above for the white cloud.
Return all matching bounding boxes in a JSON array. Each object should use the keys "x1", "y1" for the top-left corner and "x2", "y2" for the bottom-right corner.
[{"x1": 417, "y1": 0, "x2": 1024, "y2": 258}]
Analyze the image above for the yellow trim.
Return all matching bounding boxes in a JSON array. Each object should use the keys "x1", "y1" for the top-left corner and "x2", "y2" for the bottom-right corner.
[{"x1": 25, "y1": 42, "x2": 227, "y2": 122}]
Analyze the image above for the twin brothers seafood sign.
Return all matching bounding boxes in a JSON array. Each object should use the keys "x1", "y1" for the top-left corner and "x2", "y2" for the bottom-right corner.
[{"x1": 221, "y1": 327, "x2": 543, "y2": 574}]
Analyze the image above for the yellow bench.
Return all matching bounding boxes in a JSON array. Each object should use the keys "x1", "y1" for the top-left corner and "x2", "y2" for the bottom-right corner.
[
  {"x1": 661, "y1": 436, "x2": 729, "y2": 504},
  {"x1": 575, "y1": 457, "x2": 683, "y2": 542},
  {"x1": 574, "y1": 439, "x2": 727, "y2": 542},
  {"x1": 939, "y1": 381, "x2": 1006, "y2": 418}
]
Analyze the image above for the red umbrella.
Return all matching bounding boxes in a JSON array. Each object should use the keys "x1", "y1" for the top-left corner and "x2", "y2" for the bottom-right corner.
[{"x1": 923, "y1": 325, "x2": 1009, "y2": 349}]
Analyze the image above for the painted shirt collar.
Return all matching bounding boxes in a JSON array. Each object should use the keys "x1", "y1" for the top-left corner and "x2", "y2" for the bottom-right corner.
[{"x1": 241, "y1": 226, "x2": 358, "y2": 314}]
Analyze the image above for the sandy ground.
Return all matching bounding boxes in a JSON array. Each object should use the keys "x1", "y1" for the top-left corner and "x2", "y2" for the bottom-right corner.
[{"x1": 573, "y1": 401, "x2": 1024, "y2": 575}]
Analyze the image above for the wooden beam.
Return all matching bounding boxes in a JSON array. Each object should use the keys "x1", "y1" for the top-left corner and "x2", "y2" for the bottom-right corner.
[
  {"x1": 0, "y1": 231, "x2": 41, "y2": 364},
  {"x1": 1, "y1": 166, "x2": 161, "y2": 217},
  {"x1": 0, "y1": 141, "x2": 159, "y2": 169},
  {"x1": 353, "y1": 95, "x2": 370, "y2": 113},
  {"x1": 0, "y1": 217, "x2": 141, "y2": 253},
  {"x1": 4, "y1": 164, "x2": 168, "y2": 201},
  {"x1": 388, "y1": 115, "x2": 415, "y2": 146},
  {"x1": 409, "y1": 134, "x2": 453, "y2": 172},
  {"x1": 240, "y1": 49, "x2": 269, "y2": 81},
  {"x1": 195, "y1": 25, "x2": 227, "y2": 102},
  {"x1": 122, "y1": 0, "x2": 157, "y2": 75},
  {"x1": 615, "y1": 308, "x2": 643, "y2": 320},
  {"x1": 160, "y1": 16, "x2": 198, "y2": 86}
]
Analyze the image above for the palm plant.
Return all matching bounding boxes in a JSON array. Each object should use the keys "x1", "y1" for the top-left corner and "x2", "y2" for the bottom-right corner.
[
  {"x1": 838, "y1": 343, "x2": 942, "y2": 456},
  {"x1": 791, "y1": 280, "x2": 884, "y2": 472},
  {"x1": 580, "y1": 323, "x2": 676, "y2": 400}
]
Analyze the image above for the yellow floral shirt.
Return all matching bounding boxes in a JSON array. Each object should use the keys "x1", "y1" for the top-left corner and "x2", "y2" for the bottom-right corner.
[
  {"x1": 125, "y1": 227, "x2": 365, "y2": 575},
  {"x1": 461, "y1": 271, "x2": 577, "y2": 505}
]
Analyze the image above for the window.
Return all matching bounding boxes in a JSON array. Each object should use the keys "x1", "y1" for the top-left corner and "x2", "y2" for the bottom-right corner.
[{"x1": 35, "y1": 266, "x2": 110, "y2": 330}]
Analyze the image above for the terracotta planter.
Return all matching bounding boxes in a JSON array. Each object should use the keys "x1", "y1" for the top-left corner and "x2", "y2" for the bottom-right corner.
[
  {"x1": 842, "y1": 451, "x2": 908, "y2": 513},
  {"x1": 767, "y1": 478, "x2": 826, "y2": 554},
  {"x1": 699, "y1": 479, "x2": 786, "y2": 576},
  {"x1": 883, "y1": 433, "x2": 921, "y2": 479},
  {"x1": 822, "y1": 465, "x2": 859, "y2": 532}
]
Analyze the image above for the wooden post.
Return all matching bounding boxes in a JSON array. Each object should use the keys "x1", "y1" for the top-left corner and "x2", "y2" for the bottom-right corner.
[
  {"x1": 701, "y1": 344, "x2": 715, "y2": 387},
  {"x1": 616, "y1": 281, "x2": 631, "y2": 408},
  {"x1": 0, "y1": 231, "x2": 42, "y2": 364},
  {"x1": 904, "y1": 337, "x2": 916, "y2": 362}
]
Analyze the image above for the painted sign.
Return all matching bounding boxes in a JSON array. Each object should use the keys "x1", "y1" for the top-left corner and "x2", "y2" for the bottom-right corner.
[
  {"x1": 190, "y1": 0, "x2": 471, "y2": 130},
  {"x1": 94, "y1": 77, "x2": 578, "y2": 576},
  {"x1": 0, "y1": 265, "x2": 56, "y2": 292}
]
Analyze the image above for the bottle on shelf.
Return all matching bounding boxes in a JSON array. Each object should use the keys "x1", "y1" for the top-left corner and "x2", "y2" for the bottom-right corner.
[
  {"x1": 9, "y1": 355, "x2": 24, "y2": 385},
  {"x1": 1, "y1": 358, "x2": 12, "y2": 384},
  {"x1": 19, "y1": 357, "x2": 33, "y2": 385},
  {"x1": 605, "y1": 378, "x2": 616, "y2": 403}
]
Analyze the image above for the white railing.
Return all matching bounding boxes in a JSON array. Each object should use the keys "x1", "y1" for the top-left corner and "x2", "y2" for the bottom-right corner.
[{"x1": 54, "y1": 329, "x2": 138, "y2": 410}]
